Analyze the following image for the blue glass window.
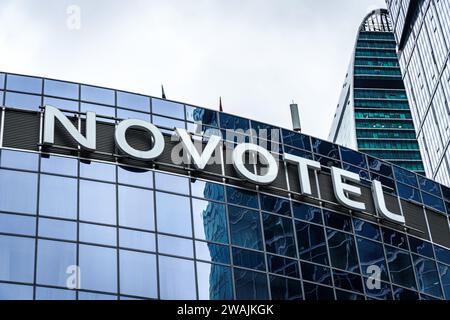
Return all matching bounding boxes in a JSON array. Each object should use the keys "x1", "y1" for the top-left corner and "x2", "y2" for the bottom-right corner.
[
  {"x1": 80, "y1": 160, "x2": 116, "y2": 182},
  {"x1": 312, "y1": 138, "x2": 340, "y2": 159},
  {"x1": 226, "y1": 186, "x2": 258, "y2": 209},
  {"x1": 441, "y1": 185, "x2": 450, "y2": 203},
  {"x1": 303, "y1": 282, "x2": 334, "y2": 300},
  {"x1": 368, "y1": 157, "x2": 393, "y2": 178},
  {"x1": 159, "y1": 256, "x2": 196, "y2": 300},
  {"x1": 117, "y1": 108, "x2": 151, "y2": 121},
  {"x1": 79, "y1": 244, "x2": 117, "y2": 293},
  {"x1": 197, "y1": 262, "x2": 233, "y2": 300},
  {"x1": 421, "y1": 192, "x2": 446, "y2": 212},
  {"x1": 0, "y1": 235, "x2": 35, "y2": 283},
  {"x1": 119, "y1": 250, "x2": 157, "y2": 298},
  {"x1": 117, "y1": 91, "x2": 150, "y2": 113},
  {"x1": 39, "y1": 218, "x2": 77, "y2": 241},
  {"x1": 353, "y1": 218, "x2": 381, "y2": 241},
  {"x1": 219, "y1": 114, "x2": 250, "y2": 131},
  {"x1": 118, "y1": 186, "x2": 154, "y2": 231},
  {"x1": 78, "y1": 292, "x2": 117, "y2": 300},
  {"x1": 191, "y1": 180, "x2": 225, "y2": 202},
  {"x1": 44, "y1": 79, "x2": 78, "y2": 99},
  {"x1": 382, "y1": 227, "x2": 408, "y2": 250},
  {"x1": 393, "y1": 286, "x2": 419, "y2": 300},
  {"x1": 394, "y1": 166, "x2": 418, "y2": 187},
  {"x1": 156, "y1": 192, "x2": 192, "y2": 237},
  {"x1": 5, "y1": 92, "x2": 41, "y2": 111},
  {"x1": 155, "y1": 172, "x2": 189, "y2": 195},
  {"x1": 192, "y1": 199, "x2": 228, "y2": 244},
  {"x1": 438, "y1": 264, "x2": 450, "y2": 299},
  {"x1": 81, "y1": 85, "x2": 114, "y2": 105},
  {"x1": 364, "y1": 280, "x2": 392, "y2": 300},
  {"x1": 152, "y1": 115, "x2": 185, "y2": 131},
  {"x1": 327, "y1": 229, "x2": 359, "y2": 273},
  {"x1": 0, "y1": 149, "x2": 39, "y2": 171},
  {"x1": 79, "y1": 180, "x2": 116, "y2": 225},
  {"x1": 335, "y1": 290, "x2": 364, "y2": 300},
  {"x1": 41, "y1": 155, "x2": 78, "y2": 176},
  {"x1": 413, "y1": 255, "x2": 442, "y2": 298},
  {"x1": 0, "y1": 169, "x2": 37, "y2": 215},
  {"x1": 158, "y1": 235, "x2": 194, "y2": 258},
  {"x1": 418, "y1": 176, "x2": 441, "y2": 197},
  {"x1": 186, "y1": 106, "x2": 218, "y2": 127},
  {"x1": 295, "y1": 221, "x2": 329, "y2": 265},
  {"x1": 80, "y1": 223, "x2": 117, "y2": 246},
  {"x1": 260, "y1": 194, "x2": 291, "y2": 216},
  {"x1": 323, "y1": 210, "x2": 352, "y2": 232},
  {"x1": 301, "y1": 262, "x2": 332, "y2": 286},
  {"x1": 0, "y1": 213, "x2": 35, "y2": 236},
  {"x1": 232, "y1": 247, "x2": 265, "y2": 271},
  {"x1": 36, "y1": 240, "x2": 76, "y2": 287},
  {"x1": 36, "y1": 287, "x2": 76, "y2": 300},
  {"x1": 119, "y1": 229, "x2": 155, "y2": 252},
  {"x1": 282, "y1": 129, "x2": 311, "y2": 150},
  {"x1": 333, "y1": 271, "x2": 364, "y2": 294},
  {"x1": 195, "y1": 241, "x2": 230, "y2": 264},
  {"x1": 228, "y1": 205, "x2": 263, "y2": 251},
  {"x1": 267, "y1": 254, "x2": 300, "y2": 279},
  {"x1": 118, "y1": 166, "x2": 153, "y2": 188},
  {"x1": 0, "y1": 73, "x2": 4, "y2": 89},
  {"x1": 7, "y1": 74, "x2": 42, "y2": 94},
  {"x1": 396, "y1": 182, "x2": 421, "y2": 202},
  {"x1": 270, "y1": 275, "x2": 302, "y2": 300},
  {"x1": 39, "y1": 175, "x2": 77, "y2": 219},
  {"x1": 262, "y1": 213, "x2": 296, "y2": 258},
  {"x1": 234, "y1": 268, "x2": 269, "y2": 300},
  {"x1": 435, "y1": 246, "x2": 450, "y2": 265},
  {"x1": 152, "y1": 98, "x2": 184, "y2": 119},
  {"x1": 356, "y1": 237, "x2": 389, "y2": 281},
  {"x1": 340, "y1": 147, "x2": 367, "y2": 168},
  {"x1": 292, "y1": 202, "x2": 322, "y2": 224},
  {"x1": 408, "y1": 237, "x2": 434, "y2": 258},
  {"x1": 0, "y1": 283, "x2": 33, "y2": 300},
  {"x1": 81, "y1": 102, "x2": 115, "y2": 118},
  {"x1": 385, "y1": 246, "x2": 417, "y2": 290},
  {"x1": 0, "y1": 91, "x2": 3, "y2": 104}
]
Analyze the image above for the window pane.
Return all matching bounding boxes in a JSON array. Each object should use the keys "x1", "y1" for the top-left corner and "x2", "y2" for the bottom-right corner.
[
  {"x1": 195, "y1": 241, "x2": 230, "y2": 264},
  {"x1": 385, "y1": 246, "x2": 417, "y2": 290},
  {"x1": 41, "y1": 155, "x2": 78, "y2": 176},
  {"x1": 152, "y1": 98, "x2": 184, "y2": 119},
  {"x1": 191, "y1": 180, "x2": 225, "y2": 202},
  {"x1": 327, "y1": 229, "x2": 359, "y2": 273},
  {"x1": 228, "y1": 205, "x2": 263, "y2": 251},
  {"x1": 234, "y1": 268, "x2": 269, "y2": 300},
  {"x1": 393, "y1": 286, "x2": 419, "y2": 300},
  {"x1": 152, "y1": 115, "x2": 185, "y2": 131},
  {"x1": 80, "y1": 180, "x2": 117, "y2": 225},
  {"x1": 117, "y1": 108, "x2": 151, "y2": 122},
  {"x1": 303, "y1": 282, "x2": 334, "y2": 300},
  {"x1": 408, "y1": 237, "x2": 434, "y2": 258},
  {"x1": 80, "y1": 160, "x2": 116, "y2": 182},
  {"x1": 0, "y1": 169, "x2": 37, "y2": 215},
  {"x1": 44, "y1": 79, "x2": 78, "y2": 99},
  {"x1": 5, "y1": 92, "x2": 41, "y2": 111},
  {"x1": 0, "y1": 150, "x2": 38, "y2": 171},
  {"x1": 226, "y1": 186, "x2": 259, "y2": 209},
  {"x1": 0, "y1": 235, "x2": 35, "y2": 283},
  {"x1": 301, "y1": 262, "x2": 332, "y2": 286},
  {"x1": 158, "y1": 235, "x2": 193, "y2": 258},
  {"x1": 119, "y1": 250, "x2": 157, "y2": 298},
  {"x1": 382, "y1": 228, "x2": 408, "y2": 250},
  {"x1": 36, "y1": 240, "x2": 76, "y2": 287},
  {"x1": 43, "y1": 97, "x2": 79, "y2": 112},
  {"x1": 192, "y1": 199, "x2": 228, "y2": 244},
  {"x1": 260, "y1": 194, "x2": 291, "y2": 216},
  {"x1": 81, "y1": 102, "x2": 115, "y2": 119},
  {"x1": 39, "y1": 218, "x2": 77, "y2": 241},
  {"x1": 80, "y1": 223, "x2": 117, "y2": 246},
  {"x1": 438, "y1": 263, "x2": 450, "y2": 300},
  {"x1": 435, "y1": 246, "x2": 450, "y2": 265},
  {"x1": 353, "y1": 218, "x2": 381, "y2": 241},
  {"x1": 118, "y1": 166, "x2": 153, "y2": 188},
  {"x1": 0, "y1": 73, "x2": 4, "y2": 89},
  {"x1": 267, "y1": 254, "x2": 300, "y2": 279},
  {"x1": 39, "y1": 175, "x2": 77, "y2": 219},
  {"x1": 340, "y1": 147, "x2": 367, "y2": 168},
  {"x1": 78, "y1": 292, "x2": 117, "y2": 300},
  {"x1": 81, "y1": 85, "x2": 114, "y2": 105},
  {"x1": 7, "y1": 74, "x2": 42, "y2": 94},
  {"x1": 364, "y1": 279, "x2": 392, "y2": 300},
  {"x1": 155, "y1": 172, "x2": 189, "y2": 195},
  {"x1": 413, "y1": 255, "x2": 442, "y2": 298},
  {"x1": 292, "y1": 202, "x2": 322, "y2": 224},
  {"x1": 262, "y1": 213, "x2": 296, "y2": 258},
  {"x1": 323, "y1": 210, "x2": 352, "y2": 232},
  {"x1": 356, "y1": 237, "x2": 389, "y2": 281},
  {"x1": 36, "y1": 287, "x2": 76, "y2": 300},
  {"x1": 0, "y1": 213, "x2": 35, "y2": 236},
  {"x1": 156, "y1": 192, "x2": 192, "y2": 237},
  {"x1": 295, "y1": 221, "x2": 329, "y2": 265},
  {"x1": 270, "y1": 275, "x2": 303, "y2": 300},
  {"x1": 232, "y1": 247, "x2": 265, "y2": 271},
  {"x1": 159, "y1": 256, "x2": 196, "y2": 300},
  {"x1": 79, "y1": 244, "x2": 117, "y2": 293},
  {"x1": 0, "y1": 283, "x2": 33, "y2": 300},
  {"x1": 119, "y1": 229, "x2": 155, "y2": 252},
  {"x1": 119, "y1": 186, "x2": 154, "y2": 231},
  {"x1": 197, "y1": 262, "x2": 233, "y2": 300},
  {"x1": 117, "y1": 91, "x2": 150, "y2": 113}
]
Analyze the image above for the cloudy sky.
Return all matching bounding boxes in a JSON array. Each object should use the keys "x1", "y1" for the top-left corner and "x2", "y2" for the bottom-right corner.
[{"x1": 0, "y1": 0, "x2": 386, "y2": 139}]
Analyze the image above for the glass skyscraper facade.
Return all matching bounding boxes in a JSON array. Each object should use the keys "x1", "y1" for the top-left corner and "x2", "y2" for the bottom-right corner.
[
  {"x1": 329, "y1": 9, "x2": 425, "y2": 175},
  {"x1": 385, "y1": 0, "x2": 450, "y2": 187},
  {"x1": 1, "y1": 71, "x2": 450, "y2": 300}
]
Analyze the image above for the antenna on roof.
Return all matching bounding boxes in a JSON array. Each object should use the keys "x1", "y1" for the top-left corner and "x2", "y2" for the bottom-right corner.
[{"x1": 290, "y1": 101, "x2": 301, "y2": 133}]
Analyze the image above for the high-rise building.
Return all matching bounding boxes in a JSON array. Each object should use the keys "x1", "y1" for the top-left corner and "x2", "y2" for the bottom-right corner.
[
  {"x1": 1, "y1": 71, "x2": 450, "y2": 300},
  {"x1": 385, "y1": 0, "x2": 450, "y2": 187},
  {"x1": 329, "y1": 9, "x2": 425, "y2": 176}
]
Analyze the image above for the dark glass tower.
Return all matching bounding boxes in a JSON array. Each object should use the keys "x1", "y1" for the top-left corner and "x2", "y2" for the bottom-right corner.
[{"x1": 329, "y1": 9, "x2": 425, "y2": 175}]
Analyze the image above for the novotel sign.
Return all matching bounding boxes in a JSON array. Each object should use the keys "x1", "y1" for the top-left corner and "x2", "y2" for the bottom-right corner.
[{"x1": 42, "y1": 105, "x2": 406, "y2": 225}]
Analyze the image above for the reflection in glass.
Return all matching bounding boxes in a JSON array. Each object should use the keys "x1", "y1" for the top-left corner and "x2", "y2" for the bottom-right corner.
[
  {"x1": 158, "y1": 235, "x2": 193, "y2": 258},
  {"x1": 301, "y1": 262, "x2": 332, "y2": 286},
  {"x1": 413, "y1": 255, "x2": 442, "y2": 298},
  {"x1": 5, "y1": 92, "x2": 41, "y2": 111},
  {"x1": 39, "y1": 175, "x2": 77, "y2": 219},
  {"x1": 382, "y1": 228, "x2": 408, "y2": 250},
  {"x1": 80, "y1": 223, "x2": 117, "y2": 246},
  {"x1": 119, "y1": 229, "x2": 155, "y2": 252},
  {"x1": 364, "y1": 279, "x2": 392, "y2": 300},
  {"x1": 117, "y1": 91, "x2": 150, "y2": 113},
  {"x1": 119, "y1": 186, "x2": 154, "y2": 231},
  {"x1": 80, "y1": 160, "x2": 116, "y2": 182},
  {"x1": 155, "y1": 172, "x2": 189, "y2": 195},
  {"x1": 159, "y1": 256, "x2": 196, "y2": 300},
  {"x1": 292, "y1": 202, "x2": 322, "y2": 224},
  {"x1": 119, "y1": 250, "x2": 157, "y2": 298},
  {"x1": 44, "y1": 97, "x2": 79, "y2": 112},
  {"x1": 195, "y1": 241, "x2": 230, "y2": 265},
  {"x1": 152, "y1": 98, "x2": 185, "y2": 119},
  {"x1": 0, "y1": 235, "x2": 35, "y2": 283},
  {"x1": 156, "y1": 192, "x2": 192, "y2": 237},
  {"x1": 191, "y1": 180, "x2": 225, "y2": 202},
  {"x1": 295, "y1": 221, "x2": 329, "y2": 265},
  {"x1": 44, "y1": 79, "x2": 79, "y2": 99},
  {"x1": 327, "y1": 229, "x2": 359, "y2": 273},
  {"x1": 36, "y1": 287, "x2": 76, "y2": 300},
  {"x1": 232, "y1": 247, "x2": 265, "y2": 271},
  {"x1": 234, "y1": 268, "x2": 269, "y2": 300},
  {"x1": 408, "y1": 237, "x2": 434, "y2": 258},
  {"x1": 81, "y1": 102, "x2": 115, "y2": 119},
  {"x1": 197, "y1": 262, "x2": 233, "y2": 300},
  {"x1": 81, "y1": 85, "x2": 114, "y2": 105},
  {"x1": 323, "y1": 211, "x2": 352, "y2": 232},
  {"x1": 41, "y1": 155, "x2": 78, "y2": 176},
  {"x1": 438, "y1": 264, "x2": 450, "y2": 299},
  {"x1": 118, "y1": 166, "x2": 153, "y2": 188},
  {"x1": 0, "y1": 150, "x2": 39, "y2": 171},
  {"x1": 259, "y1": 194, "x2": 291, "y2": 216},
  {"x1": 333, "y1": 270, "x2": 363, "y2": 294},
  {"x1": 228, "y1": 205, "x2": 263, "y2": 251},
  {"x1": 270, "y1": 275, "x2": 302, "y2": 300},
  {"x1": 0, "y1": 169, "x2": 37, "y2": 215},
  {"x1": 226, "y1": 187, "x2": 258, "y2": 209},
  {"x1": 392, "y1": 286, "x2": 419, "y2": 300},
  {"x1": 303, "y1": 282, "x2": 334, "y2": 300},
  {"x1": 353, "y1": 218, "x2": 381, "y2": 241},
  {"x1": 117, "y1": 108, "x2": 151, "y2": 122},
  {"x1": 267, "y1": 254, "x2": 300, "y2": 279},
  {"x1": 0, "y1": 283, "x2": 33, "y2": 300},
  {"x1": 80, "y1": 180, "x2": 116, "y2": 225},
  {"x1": 39, "y1": 218, "x2": 77, "y2": 241},
  {"x1": 0, "y1": 213, "x2": 35, "y2": 236},
  {"x1": 6, "y1": 74, "x2": 42, "y2": 94},
  {"x1": 262, "y1": 213, "x2": 296, "y2": 258},
  {"x1": 385, "y1": 246, "x2": 417, "y2": 290},
  {"x1": 356, "y1": 237, "x2": 389, "y2": 281},
  {"x1": 79, "y1": 244, "x2": 117, "y2": 293},
  {"x1": 192, "y1": 199, "x2": 228, "y2": 244}
]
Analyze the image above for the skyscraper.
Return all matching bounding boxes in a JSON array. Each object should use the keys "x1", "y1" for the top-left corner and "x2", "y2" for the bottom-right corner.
[
  {"x1": 385, "y1": 0, "x2": 450, "y2": 187},
  {"x1": 329, "y1": 9, "x2": 425, "y2": 176}
]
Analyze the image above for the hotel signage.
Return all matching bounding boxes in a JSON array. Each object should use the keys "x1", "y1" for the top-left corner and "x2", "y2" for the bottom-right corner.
[{"x1": 42, "y1": 105, "x2": 406, "y2": 225}]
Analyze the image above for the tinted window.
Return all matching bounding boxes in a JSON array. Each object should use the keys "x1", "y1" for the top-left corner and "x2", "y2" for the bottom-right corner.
[
  {"x1": 197, "y1": 262, "x2": 233, "y2": 300},
  {"x1": 232, "y1": 247, "x2": 265, "y2": 271},
  {"x1": 226, "y1": 186, "x2": 258, "y2": 209},
  {"x1": 79, "y1": 245, "x2": 117, "y2": 293},
  {"x1": 282, "y1": 129, "x2": 311, "y2": 150},
  {"x1": 323, "y1": 210, "x2": 352, "y2": 232},
  {"x1": 0, "y1": 150, "x2": 39, "y2": 171},
  {"x1": 81, "y1": 85, "x2": 115, "y2": 105},
  {"x1": 0, "y1": 283, "x2": 33, "y2": 300},
  {"x1": 0, "y1": 235, "x2": 35, "y2": 283},
  {"x1": 267, "y1": 255, "x2": 300, "y2": 279},
  {"x1": 79, "y1": 180, "x2": 116, "y2": 225},
  {"x1": 408, "y1": 237, "x2": 434, "y2": 258},
  {"x1": 156, "y1": 192, "x2": 192, "y2": 237},
  {"x1": 186, "y1": 106, "x2": 218, "y2": 127},
  {"x1": 117, "y1": 91, "x2": 150, "y2": 113},
  {"x1": 7, "y1": 74, "x2": 42, "y2": 94},
  {"x1": 195, "y1": 241, "x2": 230, "y2": 265},
  {"x1": 385, "y1": 246, "x2": 417, "y2": 290},
  {"x1": 155, "y1": 172, "x2": 189, "y2": 195},
  {"x1": 119, "y1": 250, "x2": 157, "y2": 298},
  {"x1": 0, "y1": 170, "x2": 37, "y2": 215},
  {"x1": 119, "y1": 229, "x2": 155, "y2": 252},
  {"x1": 435, "y1": 246, "x2": 450, "y2": 265},
  {"x1": 333, "y1": 271, "x2": 363, "y2": 294},
  {"x1": 158, "y1": 235, "x2": 194, "y2": 258},
  {"x1": 382, "y1": 228, "x2": 408, "y2": 250},
  {"x1": 80, "y1": 223, "x2": 117, "y2": 246},
  {"x1": 340, "y1": 147, "x2": 367, "y2": 168},
  {"x1": 295, "y1": 221, "x2": 329, "y2": 265},
  {"x1": 270, "y1": 275, "x2": 303, "y2": 300},
  {"x1": 228, "y1": 205, "x2": 263, "y2": 251},
  {"x1": 118, "y1": 166, "x2": 153, "y2": 188},
  {"x1": 0, "y1": 213, "x2": 35, "y2": 236},
  {"x1": 262, "y1": 213, "x2": 296, "y2": 258},
  {"x1": 152, "y1": 99, "x2": 184, "y2": 119},
  {"x1": 192, "y1": 199, "x2": 228, "y2": 244},
  {"x1": 260, "y1": 194, "x2": 291, "y2": 216},
  {"x1": 413, "y1": 255, "x2": 442, "y2": 298},
  {"x1": 159, "y1": 256, "x2": 196, "y2": 300},
  {"x1": 43, "y1": 96, "x2": 79, "y2": 112},
  {"x1": 312, "y1": 138, "x2": 340, "y2": 159},
  {"x1": 44, "y1": 79, "x2": 79, "y2": 99},
  {"x1": 219, "y1": 114, "x2": 250, "y2": 131},
  {"x1": 356, "y1": 237, "x2": 389, "y2": 281},
  {"x1": 5, "y1": 92, "x2": 41, "y2": 111},
  {"x1": 191, "y1": 180, "x2": 225, "y2": 202},
  {"x1": 81, "y1": 102, "x2": 115, "y2": 118},
  {"x1": 327, "y1": 229, "x2": 359, "y2": 273},
  {"x1": 41, "y1": 155, "x2": 78, "y2": 176},
  {"x1": 80, "y1": 160, "x2": 116, "y2": 182},
  {"x1": 118, "y1": 186, "x2": 154, "y2": 231},
  {"x1": 234, "y1": 268, "x2": 269, "y2": 300},
  {"x1": 353, "y1": 218, "x2": 381, "y2": 241},
  {"x1": 39, "y1": 175, "x2": 77, "y2": 219},
  {"x1": 394, "y1": 166, "x2": 418, "y2": 187},
  {"x1": 117, "y1": 108, "x2": 151, "y2": 121},
  {"x1": 301, "y1": 262, "x2": 332, "y2": 286},
  {"x1": 292, "y1": 202, "x2": 322, "y2": 224},
  {"x1": 36, "y1": 287, "x2": 76, "y2": 300},
  {"x1": 38, "y1": 218, "x2": 77, "y2": 241},
  {"x1": 303, "y1": 282, "x2": 334, "y2": 300}
]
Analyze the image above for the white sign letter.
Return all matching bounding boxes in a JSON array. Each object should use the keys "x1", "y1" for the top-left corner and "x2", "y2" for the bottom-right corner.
[
  {"x1": 331, "y1": 167, "x2": 366, "y2": 211},
  {"x1": 284, "y1": 153, "x2": 321, "y2": 196},
  {"x1": 372, "y1": 180, "x2": 405, "y2": 224}
]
